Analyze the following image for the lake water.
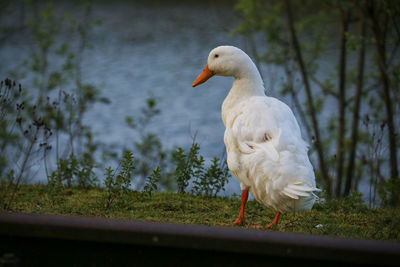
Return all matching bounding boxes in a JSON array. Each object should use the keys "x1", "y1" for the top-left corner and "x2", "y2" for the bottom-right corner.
[
  {"x1": 2, "y1": 1, "x2": 256, "y2": 194},
  {"x1": 0, "y1": 1, "x2": 372, "y2": 198}
]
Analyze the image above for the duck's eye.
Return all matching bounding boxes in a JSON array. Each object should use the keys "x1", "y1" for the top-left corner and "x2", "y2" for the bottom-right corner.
[{"x1": 215, "y1": 54, "x2": 219, "y2": 58}]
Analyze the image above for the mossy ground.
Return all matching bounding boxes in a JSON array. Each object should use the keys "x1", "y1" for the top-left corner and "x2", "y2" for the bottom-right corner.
[{"x1": 2, "y1": 184, "x2": 400, "y2": 242}]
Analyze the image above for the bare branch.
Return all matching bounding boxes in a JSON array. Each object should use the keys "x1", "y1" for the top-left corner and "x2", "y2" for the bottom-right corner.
[
  {"x1": 335, "y1": 9, "x2": 350, "y2": 197},
  {"x1": 344, "y1": 9, "x2": 366, "y2": 197},
  {"x1": 284, "y1": 0, "x2": 331, "y2": 195},
  {"x1": 309, "y1": 74, "x2": 339, "y2": 98}
]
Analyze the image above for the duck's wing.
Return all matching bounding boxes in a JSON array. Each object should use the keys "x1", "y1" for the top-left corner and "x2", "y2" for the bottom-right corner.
[
  {"x1": 231, "y1": 96, "x2": 319, "y2": 203},
  {"x1": 231, "y1": 96, "x2": 304, "y2": 161}
]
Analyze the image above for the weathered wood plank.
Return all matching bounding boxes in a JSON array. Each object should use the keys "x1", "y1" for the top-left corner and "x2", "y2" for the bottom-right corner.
[{"x1": 0, "y1": 213, "x2": 399, "y2": 266}]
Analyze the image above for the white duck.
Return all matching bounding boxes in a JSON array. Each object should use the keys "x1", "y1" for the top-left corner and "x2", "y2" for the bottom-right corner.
[{"x1": 192, "y1": 46, "x2": 318, "y2": 228}]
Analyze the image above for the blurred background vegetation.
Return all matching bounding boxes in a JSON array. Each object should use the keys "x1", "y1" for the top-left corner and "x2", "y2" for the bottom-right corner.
[{"x1": 0, "y1": 0, "x2": 399, "y2": 209}]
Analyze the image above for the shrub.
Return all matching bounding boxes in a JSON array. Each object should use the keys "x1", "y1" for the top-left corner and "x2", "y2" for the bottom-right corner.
[
  {"x1": 47, "y1": 153, "x2": 97, "y2": 189},
  {"x1": 192, "y1": 157, "x2": 230, "y2": 198},
  {"x1": 143, "y1": 167, "x2": 161, "y2": 197},
  {"x1": 172, "y1": 142, "x2": 204, "y2": 194},
  {"x1": 172, "y1": 142, "x2": 231, "y2": 197},
  {"x1": 103, "y1": 150, "x2": 135, "y2": 210}
]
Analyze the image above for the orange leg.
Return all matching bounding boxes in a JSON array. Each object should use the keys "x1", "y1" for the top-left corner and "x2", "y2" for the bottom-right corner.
[
  {"x1": 233, "y1": 189, "x2": 249, "y2": 226},
  {"x1": 266, "y1": 210, "x2": 281, "y2": 228},
  {"x1": 252, "y1": 210, "x2": 281, "y2": 229}
]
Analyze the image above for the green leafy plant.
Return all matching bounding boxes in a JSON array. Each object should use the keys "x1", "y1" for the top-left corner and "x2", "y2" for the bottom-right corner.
[
  {"x1": 47, "y1": 153, "x2": 97, "y2": 189},
  {"x1": 103, "y1": 150, "x2": 135, "y2": 210},
  {"x1": 172, "y1": 142, "x2": 231, "y2": 197},
  {"x1": 143, "y1": 167, "x2": 161, "y2": 197},
  {"x1": 172, "y1": 142, "x2": 204, "y2": 194},
  {"x1": 192, "y1": 157, "x2": 230, "y2": 198}
]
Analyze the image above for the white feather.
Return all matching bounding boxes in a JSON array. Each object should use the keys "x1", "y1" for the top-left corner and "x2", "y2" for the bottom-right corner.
[{"x1": 281, "y1": 188, "x2": 300, "y2": 199}]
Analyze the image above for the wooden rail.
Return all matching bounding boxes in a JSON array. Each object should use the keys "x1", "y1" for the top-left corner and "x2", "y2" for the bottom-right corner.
[{"x1": 0, "y1": 212, "x2": 399, "y2": 266}]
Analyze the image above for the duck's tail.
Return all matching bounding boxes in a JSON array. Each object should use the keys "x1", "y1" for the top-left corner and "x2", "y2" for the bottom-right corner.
[
  {"x1": 281, "y1": 182, "x2": 320, "y2": 200},
  {"x1": 280, "y1": 182, "x2": 321, "y2": 212}
]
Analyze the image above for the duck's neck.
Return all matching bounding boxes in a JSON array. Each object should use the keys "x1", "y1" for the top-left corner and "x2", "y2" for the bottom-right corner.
[
  {"x1": 222, "y1": 68, "x2": 265, "y2": 126},
  {"x1": 230, "y1": 76, "x2": 264, "y2": 98},
  {"x1": 229, "y1": 60, "x2": 265, "y2": 99}
]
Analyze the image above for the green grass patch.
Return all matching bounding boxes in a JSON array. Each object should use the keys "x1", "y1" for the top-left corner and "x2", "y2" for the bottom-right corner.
[{"x1": 2, "y1": 184, "x2": 400, "y2": 242}]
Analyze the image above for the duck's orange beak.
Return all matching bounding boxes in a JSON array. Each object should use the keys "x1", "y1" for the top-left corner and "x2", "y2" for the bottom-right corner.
[{"x1": 192, "y1": 64, "x2": 215, "y2": 87}]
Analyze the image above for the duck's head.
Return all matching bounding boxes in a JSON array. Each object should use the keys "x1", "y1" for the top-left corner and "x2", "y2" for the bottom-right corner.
[{"x1": 192, "y1": 46, "x2": 256, "y2": 87}]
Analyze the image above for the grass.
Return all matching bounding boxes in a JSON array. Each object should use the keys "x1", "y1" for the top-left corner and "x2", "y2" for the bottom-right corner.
[{"x1": 1, "y1": 184, "x2": 400, "y2": 242}]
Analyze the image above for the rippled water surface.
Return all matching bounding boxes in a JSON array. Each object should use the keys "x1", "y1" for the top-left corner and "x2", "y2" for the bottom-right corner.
[
  {"x1": 2, "y1": 1, "x2": 361, "y2": 196},
  {"x1": 2, "y1": 1, "x2": 258, "y2": 193}
]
